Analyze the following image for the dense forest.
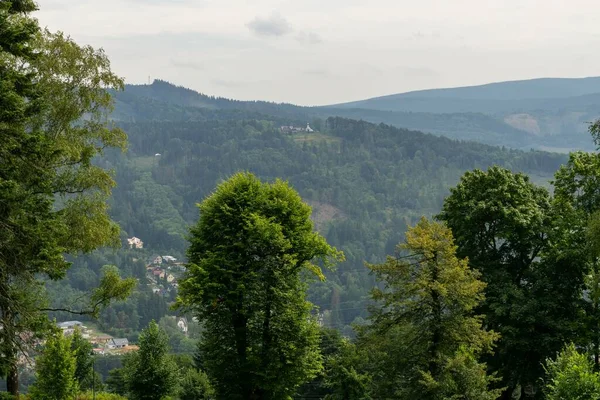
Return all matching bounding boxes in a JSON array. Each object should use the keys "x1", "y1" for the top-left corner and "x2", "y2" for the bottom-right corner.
[
  {"x1": 6, "y1": 1, "x2": 600, "y2": 399},
  {"x1": 72, "y1": 115, "x2": 563, "y2": 333}
]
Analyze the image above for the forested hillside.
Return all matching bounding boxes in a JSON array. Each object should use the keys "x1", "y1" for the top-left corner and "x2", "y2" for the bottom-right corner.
[
  {"x1": 112, "y1": 79, "x2": 600, "y2": 152},
  {"x1": 56, "y1": 113, "x2": 563, "y2": 336}
]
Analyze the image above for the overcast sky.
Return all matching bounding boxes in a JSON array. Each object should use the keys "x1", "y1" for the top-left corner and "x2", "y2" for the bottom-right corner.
[{"x1": 35, "y1": 0, "x2": 600, "y2": 105}]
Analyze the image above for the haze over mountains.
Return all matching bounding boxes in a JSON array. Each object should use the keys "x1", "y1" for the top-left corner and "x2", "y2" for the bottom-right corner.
[{"x1": 113, "y1": 76, "x2": 600, "y2": 152}]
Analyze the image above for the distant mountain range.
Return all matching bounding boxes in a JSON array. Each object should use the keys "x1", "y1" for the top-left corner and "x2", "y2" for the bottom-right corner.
[{"x1": 112, "y1": 77, "x2": 600, "y2": 152}]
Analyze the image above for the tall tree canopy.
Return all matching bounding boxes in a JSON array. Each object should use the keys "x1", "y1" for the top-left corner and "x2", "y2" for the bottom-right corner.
[
  {"x1": 0, "y1": 1, "x2": 132, "y2": 394},
  {"x1": 178, "y1": 172, "x2": 342, "y2": 400},
  {"x1": 438, "y1": 166, "x2": 587, "y2": 399},
  {"x1": 360, "y1": 218, "x2": 499, "y2": 400}
]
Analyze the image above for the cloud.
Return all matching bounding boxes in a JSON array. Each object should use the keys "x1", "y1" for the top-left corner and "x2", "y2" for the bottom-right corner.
[
  {"x1": 211, "y1": 79, "x2": 245, "y2": 88},
  {"x1": 302, "y1": 68, "x2": 331, "y2": 77},
  {"x1": 246, "y1": 12, "x2": 292, "y2": 37},
  {"x1": 296, "y1": 31, "x2": 322, "y2": 44},
  {"x1": 171, "y1": 59, "x2": 204, "y2": 71},
  {"x1": 394, "y1": 66, "x2": 439, "y2": 78}
]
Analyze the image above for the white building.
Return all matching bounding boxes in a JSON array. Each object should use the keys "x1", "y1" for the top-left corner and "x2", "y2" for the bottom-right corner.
[
  {"x1": 127, "y1": 237, "x2": 144, "y2": 249},
  {"x1": 306, "y1": 123, "x2": 314, "y2": 133},
  {"x1": 177, "y1": 318, "x2": 188, "y2": 334}
]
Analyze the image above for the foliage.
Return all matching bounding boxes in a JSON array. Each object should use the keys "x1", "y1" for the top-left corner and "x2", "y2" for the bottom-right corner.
[
  {"x1": 105, "y1": 368, "x2": 127, "y2": 396},
  {"x1": 75, "y1": 392, "x2": 128, "y2": 400},
  {"x1": 29, "y1": 331, "x2": 78, "y2": 400},
  {"x1": 178, "y1": 369, "x2": 214, "y2": 400},
  {"x1": 178, "y1": 173, "x2": 342, "y2": 399},
  {"x1": 89, "y1": 113, "x2": 566, "y2": 336},
  {"x1": 323, "y1": 339, "x2": 371, "y2": 400},
  {"x1": 0, "y1": 2, "x2": 130, "y2": 394},
  {"x1": 122, "y1": 321, "x2": 179, "y2": 400},
  {"x1": 543, "y1": 344, "x2": 600, "y2": 400},
  {"x1": 438, "y1": 166, "x2": 587, "y2": 397},
  {"x1": 361, "y1": 218, "x2": 498, "y2": 399},
  {"x1": 71, "y1": 327, "x2": 94, "y2": 390},
  {"x1": 420, "y1": 346, "x2": 503, "y2": 400}
]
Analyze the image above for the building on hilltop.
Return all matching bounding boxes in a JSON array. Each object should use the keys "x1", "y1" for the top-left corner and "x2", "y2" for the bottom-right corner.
[
  {"x1": 280, "y1": 123, "x2": 315, "y2": 134},
  {"x1": 127, "y1": 236, "x2": 144, "y2": 249}
]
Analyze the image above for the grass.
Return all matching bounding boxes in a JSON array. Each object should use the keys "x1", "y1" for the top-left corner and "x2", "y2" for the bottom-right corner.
[{"x1": 291, "y1": 132, "x2": 341, "y2": 144}]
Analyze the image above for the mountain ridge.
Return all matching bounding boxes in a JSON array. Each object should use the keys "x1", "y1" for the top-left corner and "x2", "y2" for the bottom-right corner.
[{"x1": 113, "y1": 78, "x2": 599, "y2": 152}]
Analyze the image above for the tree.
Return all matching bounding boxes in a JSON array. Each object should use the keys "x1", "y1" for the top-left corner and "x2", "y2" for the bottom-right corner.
[
  {"x1": 323, "y1": 339, "x2": 371, "y2": 400},
  {"x1": 178, "y1": 172, "x2": 342, "y2": 399},
  {"x1": 438, "y1": 166, "x2": 585, "y2": 398},
  {"x1": 29, "y1": 331, "x2": 78, "y2": 400},
  {"x1": 554, "y1": 150, "x2": 600, "y2": 369},
  {"x1": 0, "y1": 10, "x2": 132, "y2": 392},
  {"x1": 361, "y1": 218, "x2": 499, "y2": 400},
  {"x1": 123, "y1": 321, "x2": 179, "y2": 400},
  {"x1": 71, "y1": 327, "x2": 93, "y2": 389},
  {"x1": 105, "y1": 368, "x2": 127, "y2": 396},
  {"x1": 178, "y1": 369, "x2": 214, "y2": 400},
  {"x1": 71, "y1": 327, "x2": 104, "y2": 392},
  {"x1": 543, "y1": 343, "x2": 600, "y2": 400}
]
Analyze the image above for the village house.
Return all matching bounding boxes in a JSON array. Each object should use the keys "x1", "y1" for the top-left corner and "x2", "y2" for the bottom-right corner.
[
  {"x1": 151, "y1": 255, "x2": 163, "y2": 265},
  {"x1": 107, "y1": 338, "x2": 129, "y2": 350},
  {"x1": 127, "y1": 236, "x2": 144, "y2": 249},
  {"x1": 162, "y1": 255, "x2": 177, "y2": 263},
  {"x1": 90, "y1": 335, "x2": 113, "y2": 346}
]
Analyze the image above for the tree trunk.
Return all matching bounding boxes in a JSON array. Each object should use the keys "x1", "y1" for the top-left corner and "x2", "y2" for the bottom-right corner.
[
  {"x1": 6, "y1": 362, "x2": 18, "y2": 397},
  {"x1": 233, "y1": 310, "x2": 251, "y2": 399},
  {"x1": 429, "y1": 252, "x2": 442, "y2": 381}
]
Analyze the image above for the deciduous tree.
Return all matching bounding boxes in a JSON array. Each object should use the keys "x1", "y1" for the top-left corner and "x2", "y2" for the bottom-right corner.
[
  {"x1": 438, "y1": 167, "x2": 586, "y2": 398},
  {"x1": 178, "y1": 172, "x2": 342, "y2": 399},
  {"x1": 29, "y1": 331, "x2": 78, "y2": 400}
]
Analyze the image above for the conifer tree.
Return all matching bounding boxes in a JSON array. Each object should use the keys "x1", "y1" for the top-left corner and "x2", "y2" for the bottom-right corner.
[
  {"x1": 123, "y1": 321, "x2": 178, "y2": 400},
  {"x1": 362, "y1": 218, "x2": 500, "y2": 399}
]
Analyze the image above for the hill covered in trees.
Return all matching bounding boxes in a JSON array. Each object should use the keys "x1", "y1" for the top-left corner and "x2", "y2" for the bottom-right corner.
[
  {"x1": 79, "y1": 111, "x2": 564, "y2": 334},
  {"x1": 112, "y1": 78, "x2": 600, "y2": 152}
]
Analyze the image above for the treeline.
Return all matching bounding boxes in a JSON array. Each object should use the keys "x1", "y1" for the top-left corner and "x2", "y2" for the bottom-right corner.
[{"x1": 40, "y1": 156, "x2": 600, "y2": 400}]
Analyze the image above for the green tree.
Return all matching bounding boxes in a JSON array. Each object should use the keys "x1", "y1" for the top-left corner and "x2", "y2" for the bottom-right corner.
[
  {"x1": 29, "y1": 331, "x2": 78, "y2": 400},
  {"x1": 543, "y1": 343, "x2": 600, "y2": 400},
  {"x1": 123, "y1": 321, "x2": 179, "y2": 400},
  {"x1": 71, "y1": 327, "x2": 93, "y2": 389},
  {"x1": 0, "y1": 3, "x2": 130, "y2": 394},
  {"x1": 70, "y1": 327, "x2": 104, "y2": 392},
  {"x1": 438, "y1": 166, "x2": 585, "y2": 398},
  {"x1": 553, "y1": 149, "x2": 600, "y2": 369},
  {"x1": 323, "y1": 339, "x2": 371, "y2": 400},
  {"x1": 178, "y1": 172, "x2": 342, "y2": 400},
  {"x1": 362, "y1": 218, "x2": 499, "y2": 400},
  {"x1": 105, "y1": 368, "x2": 127, "y2": 396},
  {"x1": 178, "y1": 369, "x2": 214, "y2": 400}
]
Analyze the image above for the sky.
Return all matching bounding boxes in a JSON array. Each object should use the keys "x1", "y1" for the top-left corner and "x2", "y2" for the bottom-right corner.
[{"x1": 35, "y1": 0, "x2": 600, "y2": 106}]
